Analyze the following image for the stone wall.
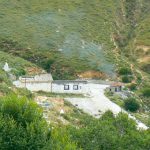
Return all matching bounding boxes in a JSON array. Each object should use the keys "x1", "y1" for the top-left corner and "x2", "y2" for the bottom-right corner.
[{"x1": 25, "y1": 82, "x2": 52, "y2": 92}]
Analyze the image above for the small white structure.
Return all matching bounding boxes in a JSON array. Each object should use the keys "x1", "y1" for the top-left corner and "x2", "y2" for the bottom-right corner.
[
  {"x1": 3, "y1": 62, "x2": 11, "y2": 72},
  {"x1": 60, "y1": 109, "x2": 65, "y2": 114},
  {"x1": 106, "y1": 82, "x2": 124, "y2": 93},
  {"x1": 52, "y1": 80, "x2": 88, "y2": 94},
  {"x1": 13, "y1": 74, "x2": 53, "y2": 92}
]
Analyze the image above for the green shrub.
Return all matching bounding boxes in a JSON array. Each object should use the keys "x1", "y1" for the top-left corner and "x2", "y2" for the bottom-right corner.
[
  {"x1": 142, "y1": 88, "x2": 150, "y2": 97},
  {"x1": 122, "y1": 75, "x2": 133, "y2": 83},
  {"x1": 0, "y1": 95, "x2": 78, "y2": 149},
  {"x1": 40, "y1": 59, "x2": 55, "y2": 72},
  {"x1": 118, "y1": 67, "x2": 132, "y2": 75},
  {"x1": 68, "y1": 112, "x2": 150, "y2": 150},
  {"x1": 0, "y1": 84, "x2": 11, "y2": 94},
  {"x1": 16, "y1": 88, "x2": 33, "y2": 99},
  {"x1": 128, "y1": 83, "x2": 137, "y2": 91},
  {"x1": 141, "y1": 64, "x2": 150, "y2": 74},
  {"x1": 12, "y1": 68, "x2": 26, "y2": 77},
  {"x1": 124, "y1": 98, "x2": 140, "y2": 112},
  {"x1": 0, "y1": 76, "x2": 4, "y2": 83}
]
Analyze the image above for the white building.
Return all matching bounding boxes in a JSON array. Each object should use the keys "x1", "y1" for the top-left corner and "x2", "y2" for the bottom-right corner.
[
  {"x1": 52, "y1": 80, "x2": 88, "y2": 94},
  {"x1": 13, "y1": 74, "x2": 53, "y2": 92},
  {"x1": 13, "y1": 74, "x2": 89, "y2": 94}
]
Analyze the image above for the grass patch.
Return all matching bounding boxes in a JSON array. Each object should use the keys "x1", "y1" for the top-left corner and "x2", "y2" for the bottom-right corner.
[
  {"x1": 105, "y1": 91, "x2": 124, "y2": 107},
  {"x1": 36, "y1": 91, "x2": 85, "y2": 98}
]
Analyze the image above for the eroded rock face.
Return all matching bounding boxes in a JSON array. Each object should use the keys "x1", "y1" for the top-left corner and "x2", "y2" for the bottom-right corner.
[{"x1": 25, "y1": 67, "x2": 45, "y2": 75}]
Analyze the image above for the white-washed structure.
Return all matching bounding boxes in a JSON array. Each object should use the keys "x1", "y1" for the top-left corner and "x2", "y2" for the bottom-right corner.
[
  {"x1": 13, "y1": 74, "x2": 89, "y2": 94},
  {"x1": 52, "y1": 80, "x2": 88, "y2": 94},
  {"x1": 13, "y1": 74, "x2": 53, "y2": 92}
]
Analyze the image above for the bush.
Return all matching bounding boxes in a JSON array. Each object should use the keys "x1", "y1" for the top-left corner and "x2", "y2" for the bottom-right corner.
[
  {"x1": 0, "y1": 95, "x2": 78, "y2": 150},
  {"x1": 0, "y1": 84, "x2": 11, "y2": 94},
  {"x1": 118, "y1": 67, "x2": 132, "y2": 75},
  {"x1": 142, "y1": 88, "x2": 150, "y2": 97},
  {"x1": 124, "y1": 98, "x2": 140, "y2": 112},
  {"x1": 12, "y1": 68, "x2": 26, "y2": 77},
  {"x1": 40, "y1": 59, "x2": 55, "y2": 72},
  {"x1": 128, "y1": 83, "x2": 137, "y2": 91},
  {"x1": 122, "y1": 75, "x2": 133, "y2": 83},
  {"x1": 68, "y1": 112, "x2": 150, "y2": 150},
  {"x1": 141, "y1": 64, "x2": 150, "y2": 74},
  {"x1": 0, "y1": 75, "x2": 4, "y2": 83}
]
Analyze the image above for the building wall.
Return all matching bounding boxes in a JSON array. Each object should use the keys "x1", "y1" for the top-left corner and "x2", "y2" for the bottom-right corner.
[
  {"x1": 106, "y1": 86, "x2": 122, "y2": 92},
  {"x1": 34, "y1": 74, "x2": 53, "y2": 81},
  {"x1": 19, "y1": 74, "x2": 53, "y2": 82},
  {"x1": 13, "y1": 80, "x2": 88, "y2": 93},
  {"x1": 14, "y1": 78, "x2": 110, "y2": 94},
  {"x1": 52, "y1": 82, "x2": 88, "y2": 94},
  {"x1": 25, "y1": 82, "x2": 52, "y2": 92},
  {"x1": 13, "y1": 81, "x2": 52, "y2": 92}
]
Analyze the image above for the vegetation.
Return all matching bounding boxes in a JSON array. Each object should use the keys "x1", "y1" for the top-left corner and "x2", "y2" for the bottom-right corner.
[
  {"x1": 142, "y1": 87, "x2": 150, "y2": 97},
  {"x1": 124, "y1": 98, "x2": 140, "y2": 112},
  {"x1": 141, "y1": 64, "x2": 150, "y2": 74},
  {"x1": 122, "y1": 75, "x2": 133, "y2": 83},
  {"x1": 68, "y1": 111, "x2": 150, "y2": 150},
  {"x1": 105, "y1": 91, "x2": 124, "y2": 107},
  {"x1": 37, "y1": 91, "x2": 84, "y2": 98},
  {"x1": 0, "y1": 0, "x2": 150, "y2": 149},
  {"x1": 0, "y1": 0, "x2": 126, "y2": 79},
  {"x1": 118, "y1": 67, "x2": 132, "y2": 75},
  {"x1": 0, "y1": 95, "x2": 149, "y2": 150},
  {"x1": 0, "y1": 0, "x2": 149, "y2": 80},
  {"x1": 0, "y1": 95, "x2": 78, "y2": 150},
  {"x1": 128, "y1": 83, "x2": 137, "y2": 91}
]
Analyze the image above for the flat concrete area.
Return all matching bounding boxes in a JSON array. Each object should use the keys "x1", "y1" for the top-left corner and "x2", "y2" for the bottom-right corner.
[
  {"x1": 65, "y1": 84, "x2": 122, "y2": 116},
  {"x1": 65, "y1": 83, "x2": 148, "y2": 130}
]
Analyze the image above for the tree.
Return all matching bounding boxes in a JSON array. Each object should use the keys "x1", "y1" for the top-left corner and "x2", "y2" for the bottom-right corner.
[
  {"x1": 124, "y1": 98, "x2": 140, "y2": 112},
  {"x1": 0, "y1": 95, "x2": 50, "y2": 150},
  {"x1": 0, "y1": 95, "x2": 78, "y2": 150}
]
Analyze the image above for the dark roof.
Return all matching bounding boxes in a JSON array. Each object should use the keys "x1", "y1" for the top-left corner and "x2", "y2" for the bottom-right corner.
[{"x1": 52, "y1": 80, "x2": 87, "y2": 84}]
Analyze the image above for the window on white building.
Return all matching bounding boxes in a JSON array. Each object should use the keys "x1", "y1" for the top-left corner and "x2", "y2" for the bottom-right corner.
[
  {"x1": 64, "y1": 85, "x2": 69, "y2": 90},
  {"x1": 73, "y1": 85, "x2": 78, "y2": 90}
]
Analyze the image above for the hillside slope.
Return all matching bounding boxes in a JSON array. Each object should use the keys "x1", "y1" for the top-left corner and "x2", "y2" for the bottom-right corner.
[
  {"x1": 0, "y1": 0, "x2": 123, "y2": 79},
  {"x1": 0, "y1": 51, "x2": 42, "y2": 95},
  {"x1": 0, "y1": 2, "x2": 150, "y2": 147},
  {"x1": 0, "y1": 0, "x2": 149, "y2": 80}
]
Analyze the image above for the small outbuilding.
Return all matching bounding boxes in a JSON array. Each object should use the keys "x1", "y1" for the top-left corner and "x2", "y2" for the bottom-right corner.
[
  {"x1": 3, "y1": 62, "x2": 11, "y2": 72},
  {"x1": 107, "y1": 82, "x2": 124, "y2": 92}
]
